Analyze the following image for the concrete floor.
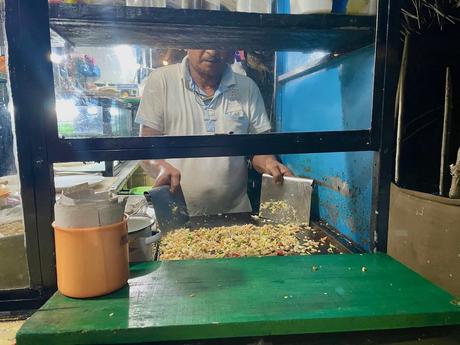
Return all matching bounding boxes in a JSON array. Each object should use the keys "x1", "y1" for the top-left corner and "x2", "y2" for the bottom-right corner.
[{"x1": 0, "y1": 319, "x2": 24, "y2": 345}]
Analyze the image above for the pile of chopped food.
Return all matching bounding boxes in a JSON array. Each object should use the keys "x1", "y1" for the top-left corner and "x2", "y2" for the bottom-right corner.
[{"x1": 160, "y1": 223, "x2": 336, "y2": 260}]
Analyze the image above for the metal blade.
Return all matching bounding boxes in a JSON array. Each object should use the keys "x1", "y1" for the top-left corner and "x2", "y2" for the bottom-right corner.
[
  {"x1": 259, "y1": 174, "x2": 313, "y2": 225},
  {"x1": 144, "y1": 186, "x2": 189, "y2": 232}
]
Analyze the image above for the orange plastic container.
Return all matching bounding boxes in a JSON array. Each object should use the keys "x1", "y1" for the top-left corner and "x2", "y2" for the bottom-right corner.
[{"x1": 53, "y1": 217, "x2": 129, "y2": 298}]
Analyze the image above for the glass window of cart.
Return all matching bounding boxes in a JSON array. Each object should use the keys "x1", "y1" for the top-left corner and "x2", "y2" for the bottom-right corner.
[
  {"x1": 48, "y1": 0, "x2": 377, "y2": 140},
  {"x1": 0, "y1": 13, "x2": 29, "y2": 290}
]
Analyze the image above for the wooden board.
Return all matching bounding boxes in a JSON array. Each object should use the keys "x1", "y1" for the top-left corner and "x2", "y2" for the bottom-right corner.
[
  {"x1": 388, "y1": 183, "x2": 460, "y2": 296},
  {"x1": 16, "y1": 254, "x2": 460, "y2": 345},
  {"x1": 49, "y1": 5, "x2": 375, "y2": 51}
]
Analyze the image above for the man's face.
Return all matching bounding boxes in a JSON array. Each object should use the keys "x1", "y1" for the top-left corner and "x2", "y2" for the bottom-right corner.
[{"x1": 187, "y1": 50, "x2": 234, "y2": 78}]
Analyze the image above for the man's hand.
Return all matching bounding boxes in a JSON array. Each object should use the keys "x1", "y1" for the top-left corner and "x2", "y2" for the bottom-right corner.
[
  {"x1": 140, "y1": 125, "x2": 181, "y2": 193},
  {"x1": 252, "y1": 155, "x2": 294, "y2": 184},
  {"x1": 154, "y1": 161, "x2": 181, "y2": 193}
]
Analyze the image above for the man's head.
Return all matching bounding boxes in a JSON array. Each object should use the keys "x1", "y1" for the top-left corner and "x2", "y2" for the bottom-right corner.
[{"x1": 187, "y1": 50, "x2": 234, "y2": 80}]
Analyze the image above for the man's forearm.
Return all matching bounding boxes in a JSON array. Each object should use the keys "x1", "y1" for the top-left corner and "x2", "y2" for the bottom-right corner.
[
  {"x1": 251, "y1": 155, "x2": 278, "y2": 174},
  {"x1": 140, "y1": 159, "x2": 168, "y2": 179},
  {"x1": 139, "y1": 125, "x2": 181, "y2": 191},
  {"x1": 139, "y1": 125, "x2": 165, "y2": 178}
]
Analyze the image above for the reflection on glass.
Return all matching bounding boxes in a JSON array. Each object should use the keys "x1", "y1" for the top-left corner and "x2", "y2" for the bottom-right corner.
[
  {"x1": 125, "y1": 0, "x2": 274, "y2": 13},
  {"x1": 49, "y1": 0, "x2": 376, "y2": 139},
  {"x1": 49, "y1": 0, "x2": 275, "y2": 13},
  {"x1": 53, "y1": 45, "x2": 139, "y2": 138},
  {"x1": 51, "y1": 44, "x2": 278, "y2": 138},
  {"x1": 0, "y1": 14, "x2": 30, "y2": 289},
  {"x1": 51, "y1": 45, "x2": 375, "y2": 138},
  {"x1": 276, "y1": 46, "x2": 374, "y2": 133},
  {"x1": 126, "y1": 0, "x2": 167, "y2": 7},
  {"x1": 236, "y1": 0, "x2": 272, "y2": 13},
  {"x1": 180, "y1": 0, "x2": 220, "y2": 10},
  {"x1": 136, "y1": 49, "x2": 273, "y2": 139}
]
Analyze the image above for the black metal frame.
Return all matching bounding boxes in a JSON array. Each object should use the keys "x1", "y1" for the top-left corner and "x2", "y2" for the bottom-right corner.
[
  {"x1": 370, "y1": 0, "x2": 401, "y2": 253},
  {"x1": 48, "y1": 4, "x2": 375, "y2": 51},
  {"x1": 0, "y1": 288, "x2": 53, "y2": 311},
  {"x1": 2, "y1": 0, "x2": 400, "y2": 307},
  {"x1": 5, "y1": 0, "x2": 58, "y2": 300},
  {"x1": 51, "y1": 130, "x2": 372, "y2": 162}
]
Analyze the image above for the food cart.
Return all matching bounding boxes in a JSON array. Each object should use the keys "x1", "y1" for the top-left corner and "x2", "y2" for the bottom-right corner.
[{"x1": 1, "y1": 0, "x2": 459, "y2": 344}]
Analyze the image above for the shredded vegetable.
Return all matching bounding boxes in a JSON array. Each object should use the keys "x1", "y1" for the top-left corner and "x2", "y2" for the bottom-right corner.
[{"x1": 160, "y1": 223, "x2": 325, "y2": 260}]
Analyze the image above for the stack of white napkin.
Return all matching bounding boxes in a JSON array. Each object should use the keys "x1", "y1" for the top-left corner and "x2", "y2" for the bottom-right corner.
[{"x1": 54, "y1": 185, "x2": 126, "y2": 228}]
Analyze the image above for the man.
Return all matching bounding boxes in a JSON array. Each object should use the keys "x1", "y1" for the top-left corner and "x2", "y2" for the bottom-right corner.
[{"x1": 136, "y1": 49, "x2": 292, "y2": 216}]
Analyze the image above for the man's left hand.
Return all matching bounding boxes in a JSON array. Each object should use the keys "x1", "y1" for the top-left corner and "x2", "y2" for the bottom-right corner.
[{"x1": 252, "y1": 155, "x2": 294, "y2": 184}]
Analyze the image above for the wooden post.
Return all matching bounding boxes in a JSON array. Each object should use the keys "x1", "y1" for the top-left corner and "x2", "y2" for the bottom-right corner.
[
  {"x1": 395, "y1": 35, "x2": 410, "y2": 184},
  {"x1": 439, "y1": 66, "x2": 453, "y2": 196}
]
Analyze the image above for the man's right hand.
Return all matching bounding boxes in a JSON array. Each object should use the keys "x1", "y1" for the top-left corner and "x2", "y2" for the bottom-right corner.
[
  {"x1": 154, "y1": 161, "x2": 181, "y2": 193},
  {"x1": 139, "y1": 125, "x2": 182, "y2": 193}
]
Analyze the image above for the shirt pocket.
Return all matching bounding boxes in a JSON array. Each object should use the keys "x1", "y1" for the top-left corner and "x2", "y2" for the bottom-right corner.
[{"x1": 222, "y1": 111, "x2": 249, "y2": 134}]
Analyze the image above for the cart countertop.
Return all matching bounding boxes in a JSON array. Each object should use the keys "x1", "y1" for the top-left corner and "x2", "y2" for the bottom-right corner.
[{"x1": 16, "y1": 253, "x2": 460, "y2": 345}]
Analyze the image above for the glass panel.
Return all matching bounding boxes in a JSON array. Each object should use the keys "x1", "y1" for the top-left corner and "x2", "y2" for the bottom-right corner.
[
  {"x1": 50, "y1": 1, "x2": 276, "y2": 13},
  {"x1": 92, "y1": 153, "x2": 369, "y2": 261},
  {"x1": 48, "y1": 1, "x2": 377, "y2": 139},
  {"x1": 291, "y1": 0, "x2": 377, "y2": 15},
  {"x1": 276, "y1": 46, "x2": 375, "y2": 132},
  {"x1": 51, "y1": 47, "x2": 375, "y2": 137},
  {"x1": 53, "y1": 160, "x2": 126, "y2": 191},
  {"x1": 54, "y1": 155, "x2": 354, "y2": 261},
  {"x1": 0, "y1": 9, "x2": 30, "y2": 290}
]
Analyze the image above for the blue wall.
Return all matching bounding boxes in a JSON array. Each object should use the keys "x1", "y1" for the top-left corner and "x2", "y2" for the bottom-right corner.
[
  {"x1": 276, "y1": 48, "x2": 376, "y2": 251},
  {"x1": 275, "y1": 0, "x2": 376, "y2": 251}
]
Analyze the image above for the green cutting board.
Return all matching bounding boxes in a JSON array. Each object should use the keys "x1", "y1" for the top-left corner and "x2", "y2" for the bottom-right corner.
[{"x1": 17, "y1": 254, "x2": 460, "y2": 345}]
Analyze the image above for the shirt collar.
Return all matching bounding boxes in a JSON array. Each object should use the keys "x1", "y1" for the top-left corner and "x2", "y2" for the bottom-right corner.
[{"x1": 180, "y1": 56, "x2": 236, "y2": 93}]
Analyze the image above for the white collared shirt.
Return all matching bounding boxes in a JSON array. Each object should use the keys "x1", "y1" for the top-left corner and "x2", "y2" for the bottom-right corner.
[{"x1": 136, "y1": 57, "x2": 271, "y2": 216}]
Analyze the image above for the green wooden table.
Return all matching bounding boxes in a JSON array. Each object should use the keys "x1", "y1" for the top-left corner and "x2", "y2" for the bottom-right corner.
[{"x1": 17, "y1": 254, "x2": 460, "y2": 345}]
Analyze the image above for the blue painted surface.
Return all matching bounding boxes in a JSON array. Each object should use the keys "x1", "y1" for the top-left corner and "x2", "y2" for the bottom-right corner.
[
  {"x1": 275, "y1": 1, "x2": 375, "y2": 250},
  {"x1": 281, "y1": 152, "x2": 374, "y2": 250},
  {"x1": 332, "y1": 0, "x2": 349, "y2": 13},
  {"x1": 275, "y1": 0, "x2": 290, "y2": 14},
  {"x1": 276, "y1": 47, "x2": 374, "y2": 132},
  {"x1": 280, "y1": 0, "x2": 348, "y2": 14}
]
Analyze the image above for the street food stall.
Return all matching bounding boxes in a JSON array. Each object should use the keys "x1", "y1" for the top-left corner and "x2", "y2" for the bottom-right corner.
[{"x1": 1, "y1": 0, "x2": 459, "y2": 344}]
